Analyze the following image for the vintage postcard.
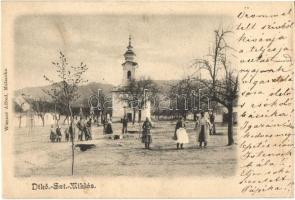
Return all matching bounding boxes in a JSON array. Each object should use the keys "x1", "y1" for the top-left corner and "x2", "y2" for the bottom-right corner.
[{"x1": 1, "y1": 1, "x2": 294, "y2": 198}]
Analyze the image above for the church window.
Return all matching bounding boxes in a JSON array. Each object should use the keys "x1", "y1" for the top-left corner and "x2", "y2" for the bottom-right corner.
[{"x1": 127, "y1": 71, "x2": 131, "y2": 80}]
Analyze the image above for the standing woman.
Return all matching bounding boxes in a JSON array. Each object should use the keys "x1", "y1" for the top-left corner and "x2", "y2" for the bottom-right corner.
[
  {"x1": 86, "y1": 118, "x2": 92, "y2": 140},
  {"x1": 142, "y1": 117, "x2": 152, "y2": 149},
  {"x1": 197, "y1": 111, "x2": 211, "y2": 148},
  {"x1": 76, "y1": 118, "x2": 83, "y2": 141},
  {"x1": 105, "y1": 119, "x2": 113, "y2": 134},
  {"x1": 56, "y1": 126, "x2": 62, "y2": 142},
  {"x1": 174, "y1": 117, "x2": 183, "y2": 149},
  {"x1": 175, "y1": 117, "x2": 189, "y2": 149},
  {"x1": 50, "y1": 125, "x2": 56, "y2": 143},
  {"x1": 122, "y1": 116, "x2": 128, "y2": 134},
  {"x1": 64, "y1": 127, "x2": 69, "y2": 142},
  {"x1": 209, "y1": 111, "x2": 216, "y2": 135}
]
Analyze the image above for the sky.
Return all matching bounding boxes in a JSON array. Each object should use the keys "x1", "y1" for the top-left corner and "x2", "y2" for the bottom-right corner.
[{"x1": 14, "y1": 14, "x2": 233, "y2": 90}]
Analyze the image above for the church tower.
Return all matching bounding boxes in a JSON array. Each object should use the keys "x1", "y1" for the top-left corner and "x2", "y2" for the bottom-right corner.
[
  {"x1": 122, "y1": 36, "x2": 138, "y2": 85},
  {"x1": 112, "y1": 35, "x2": 150, "y2": 122}
]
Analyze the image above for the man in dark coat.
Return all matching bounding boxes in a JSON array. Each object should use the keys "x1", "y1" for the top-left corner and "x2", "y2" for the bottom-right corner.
[
  {"x1": 122, "y1": 116, "x2": 128, "y2": 134},
  {"x1": 86, "y1": 118, "x2": 92, "y2": 140},
  {"x1": 50, "y1": 125, "x2": 56, "y2": 143},
  {"x1": 76, "y1": 119, "x2": 83, "y2": 141},
  {"x1": 64, "y1": 127, "x2": 69, "y2": 142},
  {"x1": 142, "y1": 117, "x2": 152, "y2": 149},
  {"x1": 209, "y1": 111, "x2": 216, "y2": 135},
  {"x1": 102, "y1": 117, "x2": 107, "y2": 134},
  {"x1": 56, "y1": 126, "x2": 62, "y2": 142}
]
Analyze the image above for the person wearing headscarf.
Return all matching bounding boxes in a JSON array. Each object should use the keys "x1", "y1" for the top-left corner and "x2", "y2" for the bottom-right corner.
[
  {"x1": 196, "y1": 111, "x2": 211, "y2": 148},
  {"x1": 64, "y1": 127, "x2": 69, "y2": 142},
  {"x1": 122, "y1": 115, "x2": 128, "y2": 134},
  {"x1": 85, "y1": 118, "x2": 92, "y2": 140},
  {"x1": 209, "y1": 111, "x2": 216, "y2": 135},
  {"x1": 142, "y1": 117, "x2": 152, "y2": 149},
  {"x1": 50, "y1": 125, "x2": 56, "y2": 143},
  {"x1": 76, "y1": 118, "x2": 83, "y2": 141},
  {"x1": 56, "y1": 126, "x2": 62, "y2": 142},
  {"x1": 174, "y1": 117, "x2": 189, "y2": 149},
  {"x1": 105, "y1": 119, "x2": 113, "y2": 134}
]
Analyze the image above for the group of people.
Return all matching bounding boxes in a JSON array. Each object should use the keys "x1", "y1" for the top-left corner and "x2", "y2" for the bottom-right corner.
[
  {"x1": 49, "y1": 118, "x2": 93, "y2": 143},
  {"x1": 49, "y1": 112, "x2": 214, "y2": 150},
  {"x1": 141, "y1": 111, "x2": 212, "y2": 150},
  {"x1": 76, "y1": 118, "x2": 93, "y2": 141},
  {"x1": 102, "y1": 116, "x2": 128, "y2": 135},
  {"x1": 49, "y1": 125, "x2": 62, "y2": 143}
]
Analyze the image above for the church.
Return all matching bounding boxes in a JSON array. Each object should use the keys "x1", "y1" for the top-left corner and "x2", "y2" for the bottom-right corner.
[{"x1": 112, "y1": 36, "x2": 151, "y2": 122}]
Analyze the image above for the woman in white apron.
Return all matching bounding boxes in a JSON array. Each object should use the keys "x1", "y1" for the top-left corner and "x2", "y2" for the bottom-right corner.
[{"x1": 174, "y1": 117, "x2": 189, "y2": 149}]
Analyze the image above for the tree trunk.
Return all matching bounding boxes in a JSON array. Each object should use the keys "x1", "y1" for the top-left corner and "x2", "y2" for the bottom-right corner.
[
  {"x1": 41, "y1": 116, "x2": 45, "y2": 127},
  {"x1": 133, "y1": 108, "x2": 136, "y2": 125},
  {"x1": 56, "y1": 116, "x2": 60, "y2": 127},
  {"x1": 19, "y1": 114, "x2": 22, "y2": 128},
  {"x1": 227, "y1": 106, "x2": 234, "y2": 146},
  {"x1": 97, "y1": 112, "x2": 100, "y2": 126},
  {"x1": 100, "y1": 112, "x2": 102, "y2": 123},
  {"x1": 54, "y1": 103, "x2": 58, "y2": 126},
  {"x1": 138, "y1": 109, "x2": 142, "y2": 123},
  {"x1": 63, "y1": 115, "x2": 69, "y2": 125},
  {"x1": 157, "y1": 108, "x2": 160, "y2": 120},
  {"x1": 184, "y1": 110, "x2": 187, "y2": 120},
  {"x1": 68, "y1": 104, "x2": 75, "y2": 176},
  {"x1": 71, "y1": 123, "x2": 74, "y2": 176}
]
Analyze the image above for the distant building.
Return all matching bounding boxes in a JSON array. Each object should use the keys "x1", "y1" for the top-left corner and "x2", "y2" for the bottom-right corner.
[
  {"x1": 14, "y1": 95, "x2": 56, "y2": 127},
  {"x1": 112, "y1": 36, "x2": 151, "y2": 122}
]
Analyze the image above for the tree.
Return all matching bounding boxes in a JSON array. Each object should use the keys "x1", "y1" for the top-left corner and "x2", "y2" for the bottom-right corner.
[
  {"x1": 14, "y1": 101, "x2": 25, "y2": 128},
  {"x1": 151, "y1": 94, "x2": 161, "y2": 120},
  {"x1": 43, "y1": 51, "x2": 88, "y2": 175},
  {"x1": 16, "y1": 94, "x2": 51, "y2": 128},
  {"x1": 119, "y1": 78, "x2": 159, "y2": 124},
  {"x1": 30, "y1": 98, "x2": 51, "y2": 126},
  {"x1": 167, "y1": 78, "x2": 200, "y2": 120},
  {"x1": 193, "y1": 29, "x2": 238, "y2": 146},
  {"x1": 88, "y1": 88, "x2": 112, "y2": 126}
]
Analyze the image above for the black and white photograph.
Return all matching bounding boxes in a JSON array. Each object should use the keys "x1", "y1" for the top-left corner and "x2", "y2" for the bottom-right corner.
[
  {"x1": 2, "y1": 1, "x2": 294, "y2": 198},
  {"x1": 13, "y1": 14, "x2": 238, "y2": 177}
]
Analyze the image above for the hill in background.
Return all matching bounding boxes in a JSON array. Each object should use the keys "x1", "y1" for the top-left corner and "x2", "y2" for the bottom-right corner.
[
  {"x1": 14, "y1": 82, "x2": 114, "y2": 106},
  {"x1": 14, "y1": 80, "x2": 180, "y2": 105}
]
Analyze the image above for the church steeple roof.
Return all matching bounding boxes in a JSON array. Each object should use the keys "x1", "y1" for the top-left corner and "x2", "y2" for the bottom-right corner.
[
  {"x1": 128, "y1": 35, "x2": 132, "y2": 48},
  {"x1": 122, "y1": 35, "x2": 138, "y2": 67},
  {"x1": 124, "y1": 35, "x2": 136, "y2": 58}
]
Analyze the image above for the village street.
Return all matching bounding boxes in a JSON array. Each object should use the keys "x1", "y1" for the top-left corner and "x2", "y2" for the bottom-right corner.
[{"x1": 14, "y1": 121, "x2": 237, "y2": 177}]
